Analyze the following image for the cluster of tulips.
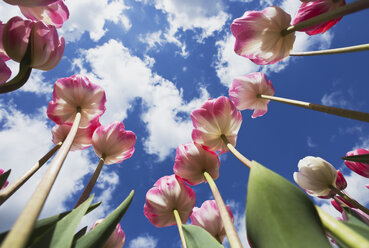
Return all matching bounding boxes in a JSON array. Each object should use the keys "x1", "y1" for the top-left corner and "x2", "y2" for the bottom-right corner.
[{"x1": 0, "y1": 0, "x2": 369, "y2": 247}]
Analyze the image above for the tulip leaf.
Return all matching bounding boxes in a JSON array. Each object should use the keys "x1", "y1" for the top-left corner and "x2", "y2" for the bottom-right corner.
[
  {"x1": 0, "y1": 201, "x2": 101, "y2": 245},
  {"x1": 182, "y1": 225, "x2": 223, "y2": 248},
  {"x1": 0, "y1": 169, "x2": 10, "y2": 189},
  {"x1": 75, "y1": 190, "x2": 134, "y2": 248},
  {"x1": 28, "y1": 195, "x2": 94, "y2": 248},
  {"x1": 342, "y1": 154, "x2": 369, "y2": 163},
  {"x1": 246, "y1": 161, "x2": 331, "y2": 248},
  {"x1": 72, "y1": 226, "x2": 88, "y2": 245}
]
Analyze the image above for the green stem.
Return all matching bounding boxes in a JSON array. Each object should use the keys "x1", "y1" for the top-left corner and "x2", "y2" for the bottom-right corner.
[
  {"x1": 329, "y1": 186, "x2": 369, "y2": 216},
  {"x1": 282, "y1": 0, "x2": 369, "y2": 35},
  {"x1": 74, "y1": 155, "x2": 106, "y2": 208},
  {"x1": 173, "y1": 209, "x2": 187, "y2": 248},
  {"x1": 290, "y1": 43, "x2": 369, "y2": 56},
  {"x1": 0, "y1": 142, "x2": 62, "y2": 206},
  {"x1": 203, "y1": 171, "x2": 242, "y2": 248},
  {"x1": 316, "y1": 206, "x2": 369, "y2": 248},
  {"x1": 258, "y1": 94, "x2": 369, "y2": 123},
  {"x1": 0, "y1": 111, "x2": 81, "y2": 248},
  {"x1": 220, "y1": 135, "x2": 252, "y2": 168}
]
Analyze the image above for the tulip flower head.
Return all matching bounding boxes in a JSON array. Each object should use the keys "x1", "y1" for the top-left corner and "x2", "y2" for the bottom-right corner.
[
  {"x1": 335, "y1": 170, "x2": 347, "y2": 190},
  {"x1": 3, "y1": 0, "x2": 59, "y2": 7},
  {"x1": 292, "y1": 0, "x2": 346, "y2": 35},
  {"x1": 144, "y1": 175, "x2": 196, "y2": 228},
  {"x1": 191, "y1": 96, "x2": 242, "y2": 153},
  {"x1": 20, "y1": 0, "x2": 69, "y2": 28},
  {"x1": 2, "y1": 16, "x2": 65, "y2": 70},
  {"x1": 344, "y1": 148, "x2": 369, "y2": 178},
  {"x1": 90, "y1": 219, "x2": 126, "y2": 248},
  {"x1": 231, "y1": 6, "x2": 295, "y2": 65},
  {"x1": 190, "y1": 200, "x2": 234, "y2": 243},
  {"x1": 294, "y1": 156, "x2": 337, "y2": 197},
  {"x1": 0, "y1": 168, "x2": 9, "y2": 190},
  {"x1": 92, "y1": 121, "x2": 136, "y2": 165},
  {"x1": 0, "y1": 60, "x2": 11, "y2": 85},
  {"x1": 0, "y1": 22, "x2": 10, "y2": 62},
  {"x1": 174, "y1": 142, "x2": 220, "y2": 185},
  {"x1": 52, "y1": 120, "x2": 100, "y2": 151},
  {"x1": 229, "y1": 72, "x2": 275, "y2": 118},
  {"x1": 47, "y1": 75, "x2": 106, "y2": 128}
]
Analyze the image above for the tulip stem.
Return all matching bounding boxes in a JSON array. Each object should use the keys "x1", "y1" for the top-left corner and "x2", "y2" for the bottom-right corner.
[
  {"x1": 74, "y1": 155, "x2": 106, "y2": 208},
  {"x1": 315, "y1": 206, "x2": 369, "y2": 248},
  {"x1": 329, "y1": 186, "x2": 369, "y2": 216},
  {"x1": 290, "y1": 43, "x2": 369, "y2": 56},
  {"x1": 281, "y1": 0, "x2": 369, "y2": 36},
  {"x1": 0, "y1": 111, "x2": 81, "y2": 248},
  {"x1": 221, "y1": 135, "x2": 252, "y2": 168},
  {"x1": 258, "y1": 94, "x2": 369, "y2": 123},
  {"x1": 203, "y1": 171, "x2": 242, "y2": 248},
  {"x1": 173, "y1": 209, "x2": 187, "y2": 248},
  {"x1": 0, "y1": 142, "x2": 62, "y2": 206}
]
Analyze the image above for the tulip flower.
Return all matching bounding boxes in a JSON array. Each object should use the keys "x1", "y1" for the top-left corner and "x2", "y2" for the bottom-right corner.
[
  {"x1": 0, "y1": 169, "x2": 9, "y2": 190},
  {"x1": 3, "y1": 0, "x2": 58, "y2": 7},
  {"x1": 0, "y1": 60, "x2": 11, "y2": 85},
  {"x1": 144, "y1": 174, "x2": 196, "y2": 228},
  {"x1": 292, "y1": 0, "x2": 346, "y2": 35},
  {"x1": 344, "y1": 148, "x2": 369, "y2": 178},
  {"x1": 0, "y1": 22, "x2": 10, "y2": 62},
  {"x1": 47, "y1": 75, "x2": 106, "y2": 128},
  {"x1": 231, "y1": 6, "x2": 295, "y2": 65},
  {"x1": 293, "y1": 156, "x2": 337, "y2": 197},
  {"x1": 20, "y1": 0, "x2": 69, "y2": 28},
  {"x1": 191, "y1": 96, "x2": 242, "y2": 153},
  {"x1": 90, "y1": 219, "x2": 126, "y2": 248},
  {"x1": 174, "y1": 142, "x2": 220, "y2": 185},
  {"x1": 229, "y1": 72, "x2": 275, "y2": 118},
  {"x1": 190, "y1": 200, "x2": 234, "y2": 243},
  {"x1": 52, "y1": 120, "x2": 100, "y2": 151},
  {"x1": 2, "y1": 16, "x2": 65, "y2": 70},
  {"x1": 317, "y1": 170, "x2": 347, "y2": 199}
]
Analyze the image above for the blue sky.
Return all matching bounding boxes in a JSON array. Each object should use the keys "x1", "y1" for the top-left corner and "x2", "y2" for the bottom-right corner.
[{"x1": 1, "y1": 0, "x2": 369, "y2": 247}]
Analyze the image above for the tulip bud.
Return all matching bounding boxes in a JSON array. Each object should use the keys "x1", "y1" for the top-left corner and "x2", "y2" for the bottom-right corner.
[
  {"x1": 90, "y1": 219, "x2": 126, "y2": 248},
  {"x1": 344, "y1": 148, "x2": 369, "y2": 178}
]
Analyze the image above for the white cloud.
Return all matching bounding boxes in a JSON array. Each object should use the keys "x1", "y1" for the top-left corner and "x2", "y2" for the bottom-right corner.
[
  {"x1": 72, "y1": 39, "x2": 209, "y2": 160},
  {"x1": 307, "y1": 136, "x2": 317, "y2": 148},
  {"x1": 60, "y1": 0, "x2": 131, "y2": 42},
  {"x1": 128, "y1": 234, "x2": 158, "y2": 248},
  {"x1": 321, "y1": 90, "x2": 351, "y2": 108},
  {"x1": 0, "y1": 103, "x2": 118, "y2": 232},
  {"x1": 0, "y1": 2, "x2": 22, "y2": 23}
]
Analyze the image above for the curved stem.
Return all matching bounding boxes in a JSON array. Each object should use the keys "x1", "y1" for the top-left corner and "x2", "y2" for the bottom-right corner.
[
  {"x1": 74, "y1": 155, "x2": 106, "y2": 208},
  {"x1": 203, "y1": 171, "x2": 242, "y2": 248},
  {"x1": 316, "y1": 206, "x2": 369, "y2": 248},
  {"x1": 329, "y1": 186, "x2": 369, "y2": 216},
  {"x1": 258, "y1": 94, "x2": 369, "y2": 123},
  {"x1": 290, "y1": 43, "x2": 369, "y2": 56},
  {"x1": 282, "y1": 0, "x2": 369, "y2": 35},
  {"x1": 0, "y1": 142, "x2": 62, "y2": 206},
  {"x1": 221, "y1": 135, "x2": 252, "y2": 168},
  {"x1": 173, "y1": 209, "x2": 187, "y2": 248},
  {"x1": 1, "y1": 111, "x2": 81, "y2": 248}
]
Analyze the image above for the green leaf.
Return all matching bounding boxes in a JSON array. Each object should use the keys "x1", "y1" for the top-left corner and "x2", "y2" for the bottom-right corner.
[
  {"x1": 246, "y1": 161, "x2": 331, "y2": 248},
  {"x1": 0, "y1": 169, "x2": 10, "y2": 189},
  {"x1": 75, "y1": 190, "x2": 134, "y2": 248},
  {"x1": 28, "y1": 195, "x2": 94, "y2": 248},
  {"x1": 182, "y1": 225, "x2": 223, "y2": 248},
  {"x1": 72, "y1": 226, "x2": 88, "y2": 245},
  {"x1": 342, "y1": 154, "x2": 369, "y2": 163},
  {"x1": 0, "y1": 201, "x2": 101, "y2": 245}
]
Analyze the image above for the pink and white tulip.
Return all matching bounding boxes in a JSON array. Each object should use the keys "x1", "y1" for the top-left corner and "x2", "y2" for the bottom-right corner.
[
  {"x1": 231, "y1": 6, "x2": 295, "y2": 65},
  {"x1": 144, "y1": 175, "x2": 196, "y2": 228},
  {"x1": 344, "y1": 148, "x2": 369, "y2": 178},
  {"x1": 174, "y1": 142, "x2": 220, "y2": 185},
  {"x1": 47, "y1": 75, "x2": 106, "y2": 128},
  {"x1": 3, "y1": 0, "x2": 58, "y2": 7},
  {"x1": 294, "y1": 156, "x2": 337, "y2": 197},
  {"x1": 292, "y1": 0, "x2": 346, "y2": 35},
  {"x1": 191, "y1": 96, "x2": 242, "y2": 153},
  {"x1": 52, "y1": 120, "x2": 100, "y2": 151},
  {"x1": 190, "y1": 200, "x2": 234, "y2": 243},
  {"x1": 229, "y1": 72, "x2": 275, "y2": 118},
  {"x1": 0, "y1": 168, "x2": 9, "y2": 190},
  {"x1": 2, "y1": 16, "x2": 65, "y2": 70},
  {"x1": 0, "y1": 21, "x2": 10, "y2": 62},
  {"x1": 90, "y1": 219, "x2": 126, "y2": 248},
  {"x1": 92, "y1": 121, "x2": 136, "y2": 165},
  {"x1": 20, "y1": 0, "x2": 69, "y2": 28},
  {"x1": 0, "y1": 60, "x2": 11, "y2": 85}
]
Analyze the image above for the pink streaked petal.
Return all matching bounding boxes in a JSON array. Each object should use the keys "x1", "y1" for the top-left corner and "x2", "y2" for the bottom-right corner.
[
  {"x1": 0, "y1": 60, "x2": 11, "y2": 84},
  {"x1": 90, "y1": 219, "x2": 126, "y2": 248}
]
